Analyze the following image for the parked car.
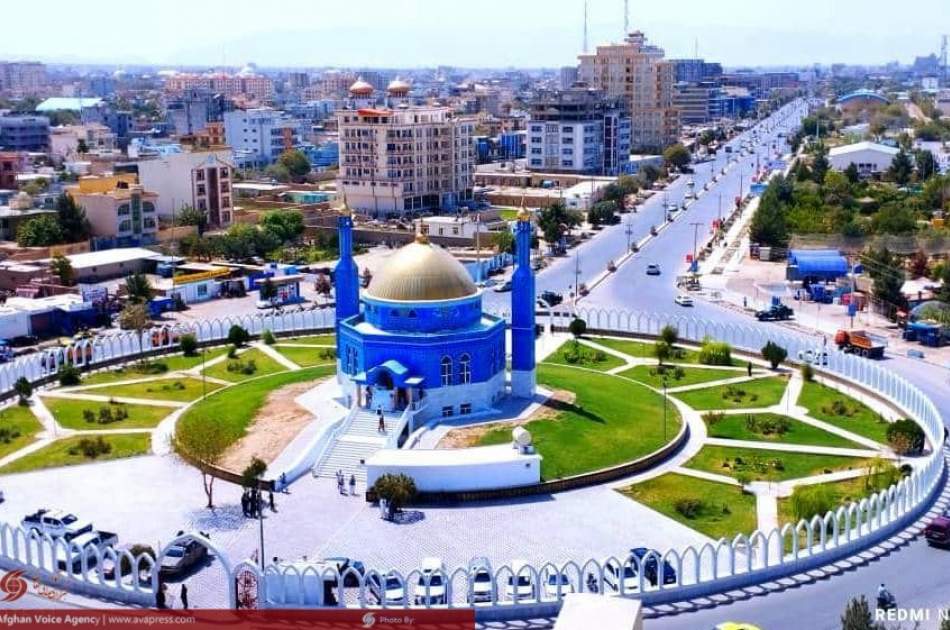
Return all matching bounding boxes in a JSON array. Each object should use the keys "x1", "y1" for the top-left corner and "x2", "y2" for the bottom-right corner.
[
  {"x1": 607, "y1": 260, "x2": 617, "y2": 273},
  {"x1": 603, "y1": 558, "x2": 640, "y2": 593},
  {"x1": 476, "y1": 278, "x2": 497, "y2": 289},
  {"x1": 22, "y1": 510, "x2": 93, "y2": 540},
  {"x1": 755, "y1": 304, "x2": 793, "y2": 321},
  {"x1": 504, "y1": 560, "x2": 537, "y2": 603},
  {"x1": 630, "y1": 547, "x2": 677, "y2": 586},
  {"x1": 367, "y1": 573, "x2": 407, "y2": 606},
  {"x1": 493, "y1": 280, "x2": 513, "y2": 293},
  {"x1": 646, "y1": 264, "x2": 661, "y2": 276},
  {"x1": 539, "y1": 290, "x2": 563, "y2": 307},
  {"x1": 924, "y1": 516, "x2": 950, "y2": 548},
  {"x1": 159, "y1": 536, "x2": 208, "y2": 578},
  {"x1": 674, "y1": 294, "x2": 694, "y2": 307},
  {"x1": 797, "y1": 349, "x2": 828, "y2": 366},
  {"x1": 322, "y1": 556, "x2": 366, "y2": 587},
  {"x1": 413, "y1": 557, "x2": 447, "y2": 605},
  {"x1": 467, "y1": 557, "x2": 495, "y2": 605},
  {"x1": 55, "y1": 530, "x2": 118, "y2": 572},
  {"x1": 542, "y1": 570, "x2": 575, "y2": 600}
]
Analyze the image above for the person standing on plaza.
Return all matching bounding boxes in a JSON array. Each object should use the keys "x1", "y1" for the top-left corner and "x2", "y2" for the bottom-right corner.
[
  {"x1": 180, "y1": 583, "x2": 189, "y2": 610},
  {"x1": 349, "y1": 474, "x2": 356, "y2": 496},
  {"x1": 747, "y1": 361, "x2": 752, "y2": 377},
  {"x1": 377, "y1": 407, "x2": 385, "y2": 433}
]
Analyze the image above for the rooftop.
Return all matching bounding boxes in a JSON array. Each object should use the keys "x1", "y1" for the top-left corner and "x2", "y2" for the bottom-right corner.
[
  {"x1": 828, "y1": 141, "x2": 900, "y2": 157},
  {"x1": 36, "y1": 97, "x2": 104, "y2": 112},
  {"x1": 46, "y1": 247, "x2": 162, "y2": 270}
]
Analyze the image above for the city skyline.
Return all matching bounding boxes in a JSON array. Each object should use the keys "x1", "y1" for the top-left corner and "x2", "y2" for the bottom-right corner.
[{"x1": 1, "y1": 0, "x2": 946, "y2": 69}]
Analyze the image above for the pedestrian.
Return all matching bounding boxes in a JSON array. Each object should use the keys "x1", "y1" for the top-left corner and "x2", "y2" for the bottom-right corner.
[
  {"x1": 349, "y1": 474, "x2": 356, "y2": 496},
  {"x1": 240, "y1": 491, "x2": 248, "y2": 517},
  {"x1": 269, "y1": 490, "x2": 275, "y2": 511},
  {"x1": 743, "y1": 296, "x2": 747, "y2": 309},
  {"x1": 377, "y1": 408, "x2": 385, "y2": 433},
  {"x1": 180, "y1": 583, "x2": 189, "y2": 611},
  {"x1": 156, "y1": 582, "x2": 167, "y2": 609},
  {"x1": 279, "y1": 472, "x2": 287, "y2": 493},
  {"x1": 747, "y1": 361, "x2": 752, "y2": 377}
]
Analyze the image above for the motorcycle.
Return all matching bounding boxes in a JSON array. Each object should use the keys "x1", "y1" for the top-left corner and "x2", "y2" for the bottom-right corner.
[{"x1": 877, "y1": 590, "x2": 897, "y2": 611}]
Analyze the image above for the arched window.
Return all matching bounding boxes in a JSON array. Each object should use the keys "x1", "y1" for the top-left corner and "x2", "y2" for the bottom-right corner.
[
  {"x1": 440, "y1": 356, "x2": 452, "y2": 386},
  {"x1": 459, "y1": 353, "x2": 471, "y2": 384},
  {"x1": 407, "y1": 310, "x2": 417, "y2": 318}
]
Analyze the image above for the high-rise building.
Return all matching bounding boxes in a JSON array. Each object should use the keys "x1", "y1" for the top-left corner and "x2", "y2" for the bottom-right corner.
[
  {"x1": 669, "y1": 59, "x2": 723, "y2": 84},
  {"x1": 560, "y1": 66, "x2": 579, "y2": 89},
  {"x1": 222, "y1": 108, "x2": 303, "y2": 167},
  {"x1": 0, "y1": 62, "x2": 47, "y2": 96},
  {"x1": 674, "y1": 82, "x2": 724, "y2": 125},
  {"x1": 525, "y1": 86, "x2": 631, "y2": 176},
  {"x1": 337, "y1": 101, "x2": 474, "y2": 216},
  {"x1": 578, "y1": 30, "x2": 679, "y2": 151},
  {"x1": 0, "y1": 116, "x2": 50, "y2": 152},
  {"x1": 164, "y1": 72, "x2": 274, "y2": 101},
  {"x1": 167, "y1": 88, "x2": 232, "y2": 137}
]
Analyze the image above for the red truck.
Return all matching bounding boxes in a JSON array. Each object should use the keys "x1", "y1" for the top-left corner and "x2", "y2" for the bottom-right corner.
[{"x1": 834, "y1": 330, "x2": 886, "y2": 359}]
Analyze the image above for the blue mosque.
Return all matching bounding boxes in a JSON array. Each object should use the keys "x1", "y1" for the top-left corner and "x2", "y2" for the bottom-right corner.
[{"x1": 334, "y1": 209, "x2": 536, "y2": 422}]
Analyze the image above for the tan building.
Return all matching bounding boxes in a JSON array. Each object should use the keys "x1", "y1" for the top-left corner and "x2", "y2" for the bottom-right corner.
[
  {"x1": 50, "y1": 123, "x2": 117, "y2": 160},
  {"x1": 337, "y1": 92, "x2": 475, "y2": 216},
  {"x1": 67, "y1": 175, "x2": 159, "y2": 245},
  {"x1": 164, "y1": 72, "x2": 274, "y2": 101},
  {"x1": 578, "y1": 30, "x2": 679, "y2": 151}
]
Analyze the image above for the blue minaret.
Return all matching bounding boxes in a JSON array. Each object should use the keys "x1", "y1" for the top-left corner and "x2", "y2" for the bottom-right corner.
[
  {"x1": 334, "y1": 211, "x2": 360, "y2": 326},
  {"x1": 510, "y1": 209, "x2": 536, "y2": 398}
]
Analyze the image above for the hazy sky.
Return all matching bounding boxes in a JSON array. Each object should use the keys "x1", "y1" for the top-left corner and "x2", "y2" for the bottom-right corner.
[{"x1": 1, "y1": 0, "x2": 945, "y2": 69}]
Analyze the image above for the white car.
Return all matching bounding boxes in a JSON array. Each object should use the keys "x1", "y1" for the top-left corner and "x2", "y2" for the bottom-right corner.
[
  {"x1": 467, "y1": 557, "x2": 495, "y2": 605},
  {"x1": 798, "y1": 349, "x2": 828, "y2": 366},
  {"x1": 603, "y1": 558, "x2": 640, "y2": 594},
  {"x1": 504, "y1": 560, "x2": 537, "y2": 603},
  {"x1": 413, "y1": 557, "x2": 447, "y2": 605},
  {"x1": 542, "y1": 571, "x2": 574, "y2": 600},
  {"x1": 369, "y1": 573, "x2": 406, "y2": 606},
  {"x1": 674, "y1": 294, "x2": 694, "y2": 307},
  {"x1": 22, "y1": 509, "x2": 93, "y2": 540}
]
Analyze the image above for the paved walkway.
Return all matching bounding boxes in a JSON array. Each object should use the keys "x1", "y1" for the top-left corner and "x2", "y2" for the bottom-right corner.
[
  {"x1": 254, "y1": 342, "x2": 301, "y2": 371},
  {"x1": 40, "y1": 392, "x2": 186, "y2": 408}
]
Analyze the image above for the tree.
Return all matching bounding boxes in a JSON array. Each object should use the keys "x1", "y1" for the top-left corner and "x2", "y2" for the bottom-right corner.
[
  {"x1": 885, "y1": 418, "x2": 925, "y2": 456},
  {"x1": 568, "y1": 318, "x2": 587, "y2": 339},
  {"x1": 659, "y1": 324, "x2": 679, "y2": 347},
  {"x1": 760, "y1": 341, "x2": 788, "y2": 369},
  {"x1": 277, "y1": 149, "x2": 312, "y2": 182},
  {"x1": 790, "y1": 484, "x2": 833, "y2": 523},
  {"x1": 537, "y1": 201, "x2": 580, "y2": 249},
  {"x1": 49, "y1": 254, "x2": 74, "y2": 286},
  {"x1": 14, "y1": 377, "x2": 32, "y2": 406},
  {"x1": 888, "y1": 149, "x2": 914, "y2": 186},
  {"x1": 124, "y1": 273, "x2": 153, "y2": 304},
  {"x1": 175, "y1": 205, "x2": 208, "y2": 235},
  {"x1": 118, "y1": 302, "x2": 150, "y2": 332},
  {"x1": 810, "y1": 144, "x2": 830, "y2": 184},
  {"x1": 588, "y1": 201, "x2": 619, "y2": 226},
  {"x1": 54, "y1": 193, "x2": 91, "y2": 242},
  {"x1": 314, "y1": 273, "x2": 333, "y2": 302},
  {"x1": 57, "y1": 364, "x2": 82, "y2": 387},
  {"x1": 909, "y1": 250, "x2": 930, "y2": 279},
  {"x1": 173, "y1": 420, "x2": 230, "y2": 508},
  {"x1": 264, "y1": 163, "x2": 291, "y2": 183},
  {"x1": 749, "y1": 183, "x2": 788, "y2": 247},
  {"x1": 491, "y1": 229, "x2": 514, "y2": 254},
  {"x1": 371, "y1": 473, "x2": 417, "y2": 517},
  {"x1": 914, "y1": 149, "x2": 938, "y2": 180},
  {"x1": 844, "y1": 162, "x2": 860, "y2": 184},
  {"x1": 260, "y1": 209, "x2": 304, "y2": 244},
  {"x1": 653, "y1": 340, "x2": 671, "y2": 365},
  {"x1": 17, "y1": 215, "x2": 64, "y2": 247},
  {"x1": 179, "y1": 333, "x2": 198, "y2": 357},
  {"x1": 227, "y1": 325, "x2": 250, "y2": 347},
  {"x1": 862, "y1": 247, "x2": 907, "y2": 318},
  {"x1": 259, "y1": 277, "x2": 277, "y2": 301},
  {"x1": 240, "y1": 457, "x2": 268, "y2": 488},
  {"x1": 662, "y1": 143, "x2": 691, "y2": 171},
  {"x1": 841, "y1": 595, "x2": 885, "y2": 630}
]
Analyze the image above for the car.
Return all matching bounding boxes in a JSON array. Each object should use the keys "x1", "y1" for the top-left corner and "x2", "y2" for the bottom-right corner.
[
  {"x1": 714, "y1": 624, "x2": 763, "y2": 630},
  {"x1": 755, "y1": 304, "x2": 793, "y2": 321},
  {"x1": 924, "y1": 515, "x2": 950, "y2": 547},
  {"x1": 367, "y1": 572, "x2": 407, "y2": 606},
  {"x1": 668, "y1": 202, "x2": 680, "y2": 212},
  {"x1": 539, "y1": 290, "x2": 563, "y2": 307},
  {"x1": 493, "y1": 280, "x2": 512, "y2": 293},
  {"x1": 467, "y1": 557, "x2": 495, "y2": 605},
  {"x1": 542, "y1": 570, "x2": 574, "y2": 600},
  {"x1": 646, "y1": 264, "x2": 661, "y2": 276},
  {"x1": 603, "y1": 558, "x2": 640, "y2": 593},
  {"x1": 22, "y1": 509, "x2": 93, "y2": 540},
  {"x1": 55, "y1": 530, "x2": 118, "y2": 572},
  {"x1": 797, "y1": 349, "x2": 828, "y2": 366},
  {"x1": 674, "y1": 294, "x2": 693, "y2": 307},
  {"x1": 607, "y1": 260, "x2": 617, "y2": 273},
  {"x1": 476, "y1": 278, "x2": 497, "y2": 288},
  {"x1": 159, "y1": 536, "x2": 209, "y2": 578},
  {"x1": 504, "y1": 560, "x2": 537, "y2": 603},
  {"x1": 413, "y1": 557, "x2": 447, "y2": 605},
  {"x1": 256, "y1": 298, "x2": 280, "y2": 309},
  {"x1": 322, "y1": 556, "x2": 366, "y2": 587},
  {"x1": 629, "y1": 547, "x2": 677, "y2": 586}
]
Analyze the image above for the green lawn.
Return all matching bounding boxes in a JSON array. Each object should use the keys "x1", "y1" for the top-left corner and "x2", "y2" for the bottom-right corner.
[
  {"x1": 202, "y1": 348, "x2": 286, "y2": 382},
  {"x1": 673, "y1": 377, "x2": 789, "y2": 410},
  {"x1": 43, "y1": 398, "x2": 172, "y2": 430},
  {"x1": 0, "y1": 434, "x2": 151, "y2": 474},
  {"x1": 478, "y1": 364, "x2": 682, "y2": 479},
  {"x1": 543, "y1": 341, "x2": 626, "y2": 372},
  {"x1": 275, "y1": 334, "x2": 335, "y2": 346},
  {"x1": 497, "y1": 208, "x2": 519, "y2": 221},
  {"x1": 591, "y1": 337, "x2": 744, "y2": 366},
  {"x1": 620, "y1": 365, "x2": 741, "y2": 389},
  {"x1": 703, "y1": 413, "x2": 862, "y2": 449},
  {"x1": 777, "y1": 470, "x2": 901, "y2": 527},
  {"x1": 683, "y1": 445, "x2": 872, "y2": 482},
  {"x1": 0, "y1": 406, "x2": 43, "y2": 460},
  {"x1": 80, "y1": 377, "x2": 224, "y2": 403},
  {"x1": 272, "y1": 344, "x2": 336, "y2": 368},
  {"x1": 620, "y1": 473, "x2": 757, "y2": 540},
  {"x1": 178, "y1": 365, "x2": 335, "y2": 449},
  {"x1": 80, "y1": 347, "x2": 230, "y2": 386},
  {"x1": 797, "y1": 381, "x2": 890, "y2": 444}
]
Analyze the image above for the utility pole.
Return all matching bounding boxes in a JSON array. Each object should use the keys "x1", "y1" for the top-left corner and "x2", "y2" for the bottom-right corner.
[
  {"x1": 572, "y1": 251, "x2": 582, "y2": 315},
  {"x1": 690, "y1": 222, "x2": 703, "y2": 271},
  {"x1": 474, "y1": 213, "x2": 481, "y2": 284},
  {"x1": 625, "y1": 214, "x2": 634, "y2": 251}
]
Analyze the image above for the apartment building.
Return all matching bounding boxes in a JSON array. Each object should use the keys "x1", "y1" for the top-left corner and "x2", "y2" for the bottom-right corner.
[
  {"x1": 67, "y1": 174, "x2": 159, "y2": 246},
  {"x1": 526, "y1": 87, "x2": 631, "y2": 176},
  {"x1": 0, "y1": 152, "x2": 29, "y2": 189},
  {"x1": 674, "y1": 82, "x2": 725, "y2": 125},
  {"x1": 578, "y1": 30, "x2": 679, "y2": 151},
  {"x1": 0, "y1": 62, "x2": 47, "y2": 96},
  {"x1": 164, "y1": 72, "x2": 274, "y2": 101},
  {"x1": 0, "y1": 116, "x2": 50, "y2": 152},
  {"x1": 222, "y1": 108, "x2": 303, "y2": 167},
  {"x1": 337, "y1": 105, "x2": 475, "y2": 216}
]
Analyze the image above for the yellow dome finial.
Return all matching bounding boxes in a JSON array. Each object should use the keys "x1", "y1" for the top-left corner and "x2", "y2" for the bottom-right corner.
[
  {"x1": 338, "y1": 193, "x2": 352, "y2": 216},
  {"x1": 415, "y1": 231, "x2": 430, "y2": 244},
  {"x1": 517, "y1": 207, "x2": 531, "y2": 222}
]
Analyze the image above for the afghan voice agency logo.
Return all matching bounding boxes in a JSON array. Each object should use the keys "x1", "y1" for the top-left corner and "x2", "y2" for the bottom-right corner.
[
  {"x1": 361, "y1": 611, "x2": 376, "y2": 628},
  {"x1": 0, "y1": 570, "x2": 28, "y2": 602}
]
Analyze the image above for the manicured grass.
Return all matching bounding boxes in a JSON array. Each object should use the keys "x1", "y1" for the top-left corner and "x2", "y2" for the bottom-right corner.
[
  {"x1": 683, "y1": 445, "x2": 872, "y2": 482},
  {"x1": 179, "y1": 365, "x2": 334, "y2": 449},
  {"x1": 673, "y1": 377, "x2": 789, "y2": 410},
  {"x1": 80, "y1": 377, "x2": 223, "y2": 403},
  {"x1": 0, "y1": 405, "x2": 43, "y2": 460},
  {"x1": 202, "y1": 348, "x2": 286, "y2": 382},
  {"x1": 80, "y1": 348, "x2": 230, "y2": 386},
  {"x1": 43, "y1": 398, "x2": 172, "y2": 430},
  {"x1": 620, "y1": 473, "x2": 757, "y2": 540},
  {"x1": 620, "y1": 365, "x2": 741, "y2": 389},
  {"x1": 703, "y1": 412, "x2": 862, "y2": 449},
  {"x1": 276, "y1": 334, "x2": 335, "y2": 346},
  {"x1": 777, "y1": 471, "x2": 900, "y2": 527},
  {"x1": 0, "y1": 433, "x2": 151, "y2": 474},
  {"x1": 797, "y1": 380, "x2": 890, "y2": 444},
  {"x1": 591, "y1": 337, "x2": 744, "y2": 366},
  {"x1": 543, "y1": 341, "x2": 626, "y2": 372},
  {"x1": 497, "y1": 208, "x2": 519, "y2": 221},
  {"x1": 272, "y1": 344, "x2": 336, "y2": 368},
  {"x1": 478, "y1": 364, "x2": 682, "y2": 479}
]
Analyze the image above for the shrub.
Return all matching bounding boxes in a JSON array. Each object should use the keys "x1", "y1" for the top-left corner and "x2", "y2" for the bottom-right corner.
[
  {"x1": 800, "y1": 362, "x2": 815, "y2": 382},
  {"x1": 568, "y1": 318, "x2": 587, "y2": 339},
  {"x1": 746, "y1": 414, "x2": 791, "y2": 436},
  {"x1": 120, "y1": 544, "x2": 156, "y2": 575},
  {"x1": 57, "y1": 364, "x2": 82, "y2": 387},
  {"x1": 885, "y1": 418, "x2": 925, "y2": 456},
  {"x1": 227, "y1": 345, "x2": 238, "y2": 359},
  {"x1": 372, "y1": 473, "x2": 417, "y2": 513},
  {"x1": 261, "y1": 329, "x2": 276, "y2": 345},
  {"x1": 674, "y1": 498, "x2": 704, "y2": 519},
  {"x1": 318, "y1": 348, "x2": 336, "y2": 361},
  {"x1": 14, "y1": 377, "x2": 32, "y2": 406},
  {"x1": 790, "y1": 484, "x2": 834, "y2": 523},
  {"x1": 659, "y1": 324, "x2": 679, "y2": 347},
  {"x1": 760, "y1": 341, "x2": 788, "y2": 369},
  {"x1": 0, "y1": 427, "x2": 21, "y2": 444},
  {"x1": 69, "y1": 436, "x2": 112, "y2": 459},
  {"x1": 227, "y1": 325, "x2": 250, "y2": 347},
  {"x1": 179, "y1": 333, "x2": 198, "y2": 357},
  {"x1": 83, "y1": 409, "x2": 95, "y2": 423},
  {"x1": 698, "y1": 338, "x2": 732, "y2": 365},
  {"x1": 703, "y1": 412, "x2": 726, "y2": 425},
  {"x1": 226, "y1": 359, "x2": 257, "y2": 375}
]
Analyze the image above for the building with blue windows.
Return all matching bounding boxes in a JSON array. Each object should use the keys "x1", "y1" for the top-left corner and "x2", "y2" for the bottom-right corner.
[{"x1": 334, "y1": 209, "x2": 535, "y2": 421}]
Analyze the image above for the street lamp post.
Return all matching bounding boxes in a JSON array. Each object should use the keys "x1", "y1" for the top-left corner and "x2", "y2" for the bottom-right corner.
[
  {"x1": 662, "y1": 378, "x2": 668, "y2": 441},
  {"x1": 625, "y1": 216, "x2": 634, "y2": 252}
]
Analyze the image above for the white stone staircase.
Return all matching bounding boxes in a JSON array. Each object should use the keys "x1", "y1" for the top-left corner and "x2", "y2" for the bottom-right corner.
[{"x1": 314, "y1": 409, "x2": 395, "y2": 482}]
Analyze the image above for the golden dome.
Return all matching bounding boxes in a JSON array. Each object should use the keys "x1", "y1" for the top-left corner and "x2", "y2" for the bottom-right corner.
[
  {"x1": 349, "y1": 77, "x2": 374, "y2": 96},
  {"x1": 365, "y1": 240, "x2": 477, "y2": 302},
  {"x1": 517, "y1": 207, "x2": 531, "y2": 222},
  {"x1": 387, "y1": 78, "x2": 411, "y2": 94}
]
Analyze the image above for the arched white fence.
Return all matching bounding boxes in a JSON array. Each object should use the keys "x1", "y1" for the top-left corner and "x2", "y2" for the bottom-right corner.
[{"x1": 0, "y1": 305, "x2": 942, "y2": 616}]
